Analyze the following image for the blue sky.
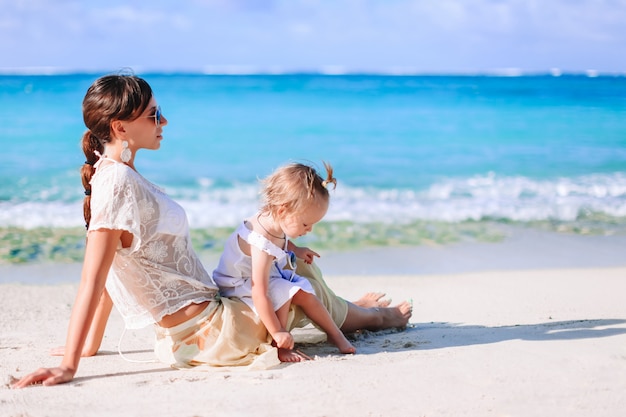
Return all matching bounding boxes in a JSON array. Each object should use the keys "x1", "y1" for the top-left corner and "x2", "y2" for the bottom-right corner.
[{"x1": 1, "y1": 0, "x2": 625, "y2": 74}]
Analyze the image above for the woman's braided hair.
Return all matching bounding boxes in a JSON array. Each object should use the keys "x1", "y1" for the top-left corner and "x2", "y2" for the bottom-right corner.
[{"x1": 80, "y1": 74, "x2": 152, "y2": 228}]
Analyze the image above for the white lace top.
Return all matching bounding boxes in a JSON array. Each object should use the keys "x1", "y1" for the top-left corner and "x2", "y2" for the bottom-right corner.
[{"x1": 89, "y1": 159, "x2": 218, "y2": 329}]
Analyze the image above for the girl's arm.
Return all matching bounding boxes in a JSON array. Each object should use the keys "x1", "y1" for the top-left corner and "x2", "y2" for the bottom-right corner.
[
  {"x1": 249, "y1": 246, "x2": 294, "y2": 350},
  {"x1": 287, "y1": 241, "x2": 320, "y2": 265},
  {"x1": 12, "y1": 229, "x2": 122, "y2": 388}
]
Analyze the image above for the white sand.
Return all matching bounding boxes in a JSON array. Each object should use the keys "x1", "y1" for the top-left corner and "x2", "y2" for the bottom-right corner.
[{"x1": 2, "y1": 264, "x2": 625, "y2": 417}]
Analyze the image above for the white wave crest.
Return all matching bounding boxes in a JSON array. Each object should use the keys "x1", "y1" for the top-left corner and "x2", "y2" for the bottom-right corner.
[{"x1": 2, "y1": 173, "x2": 626, "y2": 228}]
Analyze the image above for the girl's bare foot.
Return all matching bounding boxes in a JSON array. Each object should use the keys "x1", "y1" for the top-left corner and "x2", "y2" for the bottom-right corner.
[
  {"x1": 353, "y1": 292, "x2": 391, "y2": 308},
  {"x1": 339, "y1": 342, "x2": 357, "y2": 354},
  {"x1": 277, "y1": 348, "x2": 312, "y2": 362},
  {"x1": 328, "y1": 334, "x2": 357, "y2": 354}
]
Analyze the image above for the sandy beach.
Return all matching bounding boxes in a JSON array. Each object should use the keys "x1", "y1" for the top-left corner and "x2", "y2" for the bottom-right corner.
[{"x1": 2, "y1": 232, "x2": 625, "y2": 417}]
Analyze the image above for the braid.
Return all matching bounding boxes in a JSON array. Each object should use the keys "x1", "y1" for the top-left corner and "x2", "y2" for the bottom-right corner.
[
  {"x1": 81, "y1": 131, "x2": 103, "y2": 229},
  {"x1": 79, "y1": 73, "x2": 153, "y2": 230}
]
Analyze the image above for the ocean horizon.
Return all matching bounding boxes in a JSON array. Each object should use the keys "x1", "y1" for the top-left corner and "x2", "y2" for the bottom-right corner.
[
  {"x1": 1, "y1": 66, "x2": 623, "y2": 77},
  {"x1": 1, "y1": 72, "x2": 625, "y2": 263}
]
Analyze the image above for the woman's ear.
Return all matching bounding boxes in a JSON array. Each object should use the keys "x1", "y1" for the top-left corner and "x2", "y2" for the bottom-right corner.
[{"x1": 110, "y1": 120, "x2": 126, "y2": 137}]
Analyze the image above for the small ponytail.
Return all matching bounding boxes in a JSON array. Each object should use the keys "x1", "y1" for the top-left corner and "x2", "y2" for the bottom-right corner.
[{"x1": 321, "y1": 161, "x2": 337, "y2": 190}]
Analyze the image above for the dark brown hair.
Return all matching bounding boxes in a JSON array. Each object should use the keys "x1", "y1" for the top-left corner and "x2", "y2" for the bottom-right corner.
[{"x1": 81, "y1": 74, "x2": 153, "y2": 228}]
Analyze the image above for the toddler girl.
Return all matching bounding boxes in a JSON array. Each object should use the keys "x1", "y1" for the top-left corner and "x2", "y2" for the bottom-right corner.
[{"x1": 213, "y1": 162, "x2": 356, "y2": 360}]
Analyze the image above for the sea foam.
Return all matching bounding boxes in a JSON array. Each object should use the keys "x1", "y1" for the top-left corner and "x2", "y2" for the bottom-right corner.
[{"x1": 2, "y1": 173, "x2": 625, "y2": 229}]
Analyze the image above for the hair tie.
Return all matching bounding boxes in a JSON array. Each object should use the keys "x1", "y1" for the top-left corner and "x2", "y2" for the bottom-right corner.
[
  {"x1": 84, "y1": 189, "x2": 91, "y2": 196},
  {"x1": 322, "y1": 178, "x2": 337, "y2": 190},
  {"x1": 85, "y1": 160, "x2": 95, "y2": 166}
]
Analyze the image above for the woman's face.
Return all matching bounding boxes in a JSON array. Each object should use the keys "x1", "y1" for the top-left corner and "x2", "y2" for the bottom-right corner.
[{"x1": 123, "y1": 97, "x2": 168, "y2": 151}]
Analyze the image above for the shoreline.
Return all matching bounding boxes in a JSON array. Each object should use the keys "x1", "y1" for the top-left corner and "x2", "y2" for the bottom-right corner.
[
  {"x1": 315, "y1": 227, "x2": 626, "y2": 276},
  {"x1": 2, "y1": 228, "x2": 625, "y2": 284},
  {"x1": 3, "y1": 219, "x2": 626, "y2": 266}
]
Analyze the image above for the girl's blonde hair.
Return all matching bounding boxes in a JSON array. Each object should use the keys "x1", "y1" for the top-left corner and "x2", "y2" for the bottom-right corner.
[{"x1": 259, "y1": 162, "x2": 337, "y2": 217}]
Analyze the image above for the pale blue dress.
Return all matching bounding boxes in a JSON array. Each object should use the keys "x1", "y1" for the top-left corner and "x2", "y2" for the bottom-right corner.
[{"x1": 213, "y1": 220, "x2": 315, "y2": 314}]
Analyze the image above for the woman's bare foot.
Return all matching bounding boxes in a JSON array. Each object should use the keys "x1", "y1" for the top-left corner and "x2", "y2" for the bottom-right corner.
[
  {"x1": 277, "y1": 348, "x2": 312, "y2": 362},
  {"x1": 340, "y1": 300, "x2": 413, "y2": 334},
  {"x1": 353, "y1": 292, "x2": 391, "y2": 308},
  {"x1": 383, "y1": 301, "x2": 413, "y2": 329}
]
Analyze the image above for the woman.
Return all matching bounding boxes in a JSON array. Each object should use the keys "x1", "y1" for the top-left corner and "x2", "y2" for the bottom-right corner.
[{"x1": 12, "y1": 74, "x2": 279, "y2": 388}]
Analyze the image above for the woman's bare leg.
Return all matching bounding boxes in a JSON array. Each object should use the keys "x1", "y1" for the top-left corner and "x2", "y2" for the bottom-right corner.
[
  {"x1": 353, "y1": 292, "x2": 391, "y2": 308},
  {"x1": 293, "y1": 259, "x2": 412, "y2": 334},
  {"x1": 340, "y1": 300, "x2": 412, "y2": 334}
]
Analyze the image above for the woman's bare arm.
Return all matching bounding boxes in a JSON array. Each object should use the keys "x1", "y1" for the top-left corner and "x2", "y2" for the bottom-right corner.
[
  {"x1": 49, "y1": 289, "x2": 113, "y2": 357},
  {"x1": 12, "y1": 229, "x2": 121, "y2": 388}
]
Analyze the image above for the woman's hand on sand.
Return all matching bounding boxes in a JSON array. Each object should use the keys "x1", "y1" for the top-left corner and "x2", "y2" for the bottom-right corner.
[
  {"x1": 11, "y1": 366, "x2": 75, "y2": 388},
  {"x1": 49, "y1": 346, "x2": 66, "y2": 356},
  {"x1": 49, "y1": 346, "x2": 97, "y2": 357}
]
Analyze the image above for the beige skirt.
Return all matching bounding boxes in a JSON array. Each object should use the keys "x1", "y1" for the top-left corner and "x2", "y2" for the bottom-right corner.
[
  {"x1": 289, "y1": 259, "x2": 349, "y2": 330},
  {"x1": 154, "y1": 297, "x2": 280, "y2": 370}
]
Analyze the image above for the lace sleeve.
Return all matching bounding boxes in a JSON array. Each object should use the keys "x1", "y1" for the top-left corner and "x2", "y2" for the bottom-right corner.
[{"x1": 89, "y1": 163, "x2": 143, "y2": 252}]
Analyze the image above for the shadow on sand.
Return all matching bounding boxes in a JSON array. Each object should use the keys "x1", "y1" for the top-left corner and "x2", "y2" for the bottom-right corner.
[{"x1": 347, "y1": 318, "x2": 626, "y2": 352}]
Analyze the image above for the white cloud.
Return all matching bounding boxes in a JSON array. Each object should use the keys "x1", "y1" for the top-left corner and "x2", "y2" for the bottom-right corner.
[{"x1": 0, "y1": 0, "x2": 624, "y2": 73}]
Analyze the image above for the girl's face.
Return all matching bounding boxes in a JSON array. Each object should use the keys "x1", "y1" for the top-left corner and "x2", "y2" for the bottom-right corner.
[
  {"x1": 122, "y1": 97, "x2": 168, "y2": 151},
  {"x1": 278, "y1": 199, "x2": 328, "y2": 239}
]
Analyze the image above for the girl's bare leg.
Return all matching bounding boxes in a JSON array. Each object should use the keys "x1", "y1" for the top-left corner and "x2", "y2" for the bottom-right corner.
[
  {"x1": 292, "y1": 290, "x2": 356, "y2": 354},
  {"x1": 274, "y1": 301, "x2": 310, "y2": 362},
  {"x1": 275, "y1": 301, "x2": 291, "y2": 330},
  {"x1": 292, "y1": 259, "x2": 411, "y2": 334}
]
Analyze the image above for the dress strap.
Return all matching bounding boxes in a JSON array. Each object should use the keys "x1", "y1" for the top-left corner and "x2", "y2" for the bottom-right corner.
[
  {"x1": 92, "y1": 150, "x2": 105, "y2": 169},
  {"x1": 92, "y1": 152, "x2": 119, "y2": 170},
  {"x1": 237, "y1": 221, "x2": 288, "y2": 264}
]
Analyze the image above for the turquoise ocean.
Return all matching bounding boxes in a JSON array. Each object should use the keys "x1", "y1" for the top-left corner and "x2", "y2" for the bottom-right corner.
[{"x1": 1, "y1": 73, "x2": 626, "y2": 263}]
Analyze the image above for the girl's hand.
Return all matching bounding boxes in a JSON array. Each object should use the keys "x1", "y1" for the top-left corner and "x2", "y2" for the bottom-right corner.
[
  {"x1": 272, "y1": 330, "x2": 295, "y2": 350},
  {"x1": 292, "y1": 245, "x2": 320, "y2": 265},
  {"x1": 11, "y1": 366, "x2": 76, "y2": 388}
]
